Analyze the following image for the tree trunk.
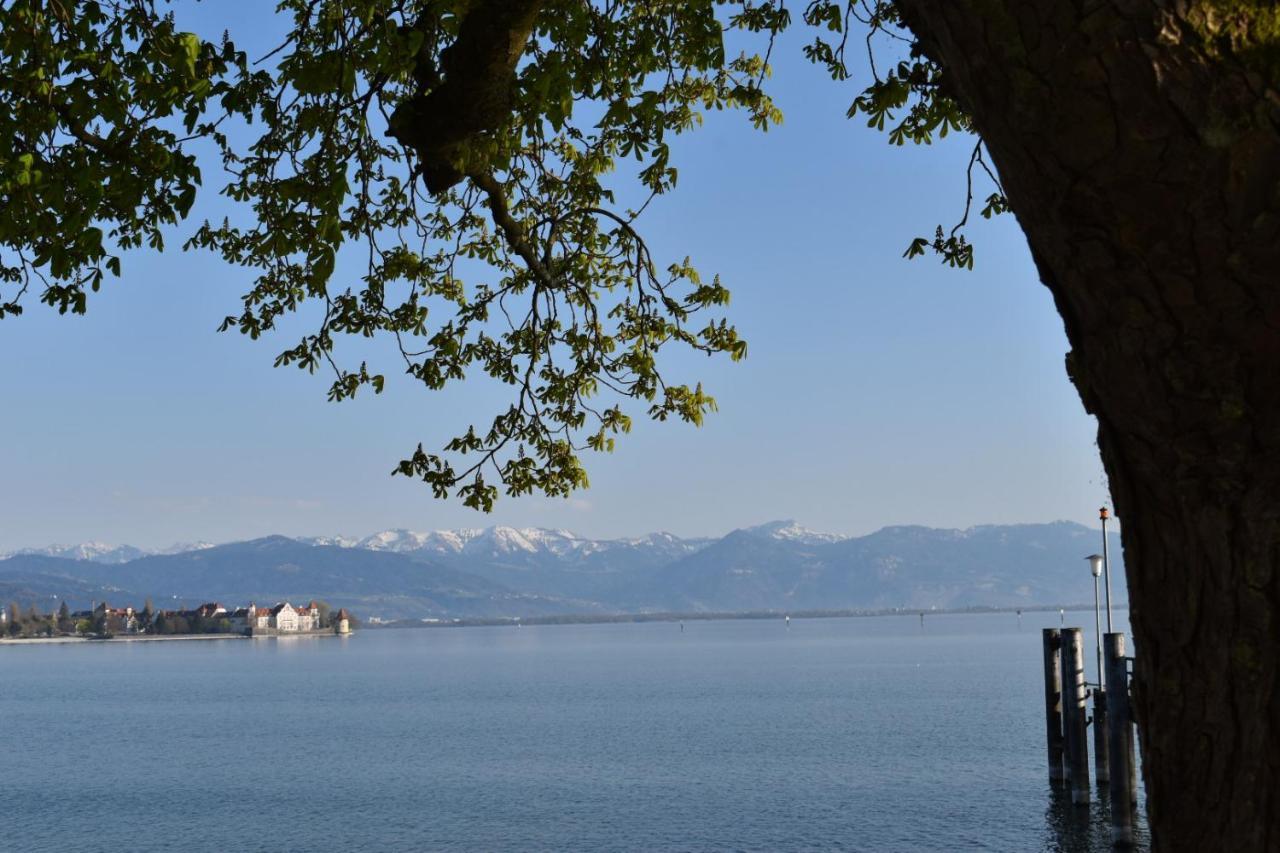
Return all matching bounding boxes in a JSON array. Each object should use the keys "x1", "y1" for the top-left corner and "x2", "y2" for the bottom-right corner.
[{"x1": 894, "y1": 2, "x2": 1280, "y2": 849}]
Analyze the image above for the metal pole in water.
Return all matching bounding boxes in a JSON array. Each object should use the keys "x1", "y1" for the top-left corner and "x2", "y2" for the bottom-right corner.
[
  {"x1": 1086, "y1": 555, "x2": 1110, "y2": 786},
  {"x1": 1086, "y1": 557, "x2": 1105, "y2": 689},
  {"x1": 1100, "y1": 507, "x2": 1115, "y2": 633},
  {"x1": 1106, "y1": 632, "x2": 1137, "y2": 846},
  {"x1": 1060, "y1": 627, "x2": 1090, "y2": 804},
  {"x1": 1042, "y1": 628, "x2": 1065, "y2": 782}
]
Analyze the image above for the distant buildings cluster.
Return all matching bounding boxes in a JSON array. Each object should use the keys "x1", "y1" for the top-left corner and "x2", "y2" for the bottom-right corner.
[
  {"x1": 3, "y1": 599, "x2": 353, "y2": 638},
  {"x1": 118, "y1": 600, "x2": 351, "y2": 635}
]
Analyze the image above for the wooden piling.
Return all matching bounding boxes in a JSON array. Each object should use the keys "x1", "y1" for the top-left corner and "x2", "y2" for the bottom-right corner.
[
  {"x1": 1042, "y1": 628, "x2": 1065, "y2": 782},
  {"x1": 1093, "y1": 686, "x2": 1110, "y2": 786},
  {"x1": 1106, "y1": 632, "x2": 1137, "y2": 846},
  {"x1": 1059, "y1": 631, "x2": 1076, "y2": 787},
  {"x1": 1060, "y1": 627, "x2": 1090, "y2": 804}
]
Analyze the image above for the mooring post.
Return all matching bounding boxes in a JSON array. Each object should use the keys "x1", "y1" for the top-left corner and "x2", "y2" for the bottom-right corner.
[
  {"x1": 1093, "y1": 685, "x2": 1110, "y2": 786},
  {"x1": 1106, "y1": 632, "x2": 1137, "y2": 846},
  {"x1": 1042, "y1": 628, "x2": 1065, "y2": 782},
  {"x1": 1060, "y1": 627, "x2": 1090, "y2": 804},
  {"x1": 1059, "y1": 631, "x2": 1077, "y2": 787}
]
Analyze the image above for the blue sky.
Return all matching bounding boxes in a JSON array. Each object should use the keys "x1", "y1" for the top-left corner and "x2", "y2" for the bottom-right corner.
[{"x1": 0, "y1": 9, "x2": 1110, "y2": 550}]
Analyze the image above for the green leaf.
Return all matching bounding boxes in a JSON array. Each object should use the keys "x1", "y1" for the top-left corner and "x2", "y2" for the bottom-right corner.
[{"x1": 179, "y1": 33, "x2": 201, "y2": 78}]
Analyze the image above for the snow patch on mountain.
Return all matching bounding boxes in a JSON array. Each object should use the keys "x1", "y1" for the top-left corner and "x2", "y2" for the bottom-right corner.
[
  {"x1": 157, "y1": 541, "x2": 215, "y2": 555},
  {"x1": 294, "y1": 535, "x2": 361, "y2": 549},
  {"x1": 741, "y1": 520, "x2": 846, "y2": 545},
  {"x1": 358, "y1": 529, "x2": 433, "y2": 552}
]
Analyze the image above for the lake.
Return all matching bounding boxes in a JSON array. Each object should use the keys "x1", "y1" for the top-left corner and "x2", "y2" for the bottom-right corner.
[{"x1": 0, "y1": 611, "x2": 1147, "y2": 851}]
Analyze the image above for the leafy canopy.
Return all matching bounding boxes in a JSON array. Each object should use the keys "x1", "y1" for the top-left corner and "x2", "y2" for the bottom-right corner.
[{"x1": 0, "y1": 0, "x2": 997, "y2": 510}]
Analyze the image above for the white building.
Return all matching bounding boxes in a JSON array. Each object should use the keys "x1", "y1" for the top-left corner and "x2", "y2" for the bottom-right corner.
[
  {"x1": 232, "y1": 601, "x2": 324, "y2": 634},
  {"x1": 270, "y1": 602, "x2": 299, "y2": 631}
]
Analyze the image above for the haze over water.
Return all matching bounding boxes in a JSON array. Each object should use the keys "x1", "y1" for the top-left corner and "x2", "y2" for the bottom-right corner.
[{"x1": 2, "y1": 611, "x2": 1146, "y2": 851}]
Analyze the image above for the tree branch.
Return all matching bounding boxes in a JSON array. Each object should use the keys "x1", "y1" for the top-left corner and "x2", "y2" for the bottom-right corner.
[{"x1": 468, "y1": 170, "x2": 556, "y2": 288}]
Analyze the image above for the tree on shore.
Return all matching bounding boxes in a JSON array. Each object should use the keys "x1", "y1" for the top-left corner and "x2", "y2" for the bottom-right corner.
[
  {"x1": 56, "y1": 600, "x2": 72, "y2": 634},
  {"x1": 3, "y1": 3, "x2": 1277, "y2": 847}
]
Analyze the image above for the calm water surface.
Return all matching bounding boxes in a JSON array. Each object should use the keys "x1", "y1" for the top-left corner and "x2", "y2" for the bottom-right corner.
[{"x1": 1, "y1": 611, "x2": 1147, "y2": 851}]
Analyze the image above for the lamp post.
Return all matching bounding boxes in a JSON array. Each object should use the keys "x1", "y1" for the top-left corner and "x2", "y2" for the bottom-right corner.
[
  {"x1": 1086, "y1": 554, "x2": 1105, "y2": 688},
  {"x1": 1099, "y1": 507, "x2": 1114, "y2": 633},
  {"x1": 1086, "y1": 552, "x2": 1111, "y2": 786}
]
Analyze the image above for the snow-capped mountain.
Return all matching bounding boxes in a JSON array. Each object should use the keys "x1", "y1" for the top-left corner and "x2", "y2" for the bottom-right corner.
[
  {"x1": 2, "y1": 524, "x2": 799, "y2": 569},
  {"x1": 281, "y1": 525, "x2": 715, "y2": 599},
  {"x1": 0, "y1": 541, "x2": 214, "y2": 564},
  {"x1": 300, "y1": 525, "x2": 668, "y2": 560},
  {"x1": 2, "y1": 542, "x2": 149, "y2": 564}
]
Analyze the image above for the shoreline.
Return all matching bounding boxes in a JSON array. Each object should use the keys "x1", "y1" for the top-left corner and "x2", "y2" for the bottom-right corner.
[
  {"x1": 4, "y1": 604, "x2": 1129, "y2": 644},
  {"x1": 0, "y1": 634, "x2": 246, "y2": 646},
  {"x1": 0, "y1": 632, "x2": 347, "y2": 646}
]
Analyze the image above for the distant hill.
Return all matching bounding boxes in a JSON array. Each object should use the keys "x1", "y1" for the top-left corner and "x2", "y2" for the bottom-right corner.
[
  {"x1": 0, "y1": 521, "x2": 1124, "y2": 619},
  {"x1": 0, "y1": 537, "x2": 585, "y2": 619},
  {"x1": 633, "y1": 521, "x2": 1124, "y2": 612},
  {"x1": 0, "y1": 554, "x2": 145, "y2": 609}
]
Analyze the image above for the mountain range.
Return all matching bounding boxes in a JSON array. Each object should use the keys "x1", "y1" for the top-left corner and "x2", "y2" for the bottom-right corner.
[{"x1": 0, "y1": 521, "x2": 1124, "y2": 620}]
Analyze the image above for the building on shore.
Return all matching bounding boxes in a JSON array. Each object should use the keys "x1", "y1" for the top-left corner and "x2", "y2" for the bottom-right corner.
[
  {"x1": 77, "y1": 600, "x2": 339, "y2": 635},
  {"x1": 230, "y1": 601, "x2": 330, "y2": 635},
  {"x1": 4, "y1": 598, "x2": 353, "y2": 638},
  {"x1": 194, "y1": 602, "x2": 227, "y2": 620},
  {"x1": 70, "y1": 603, "x2": 141, "y2": 634}
]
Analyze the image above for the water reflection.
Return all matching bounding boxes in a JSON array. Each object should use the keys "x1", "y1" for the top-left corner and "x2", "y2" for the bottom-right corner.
[
  {"x1": 1043, "y1": 783, "x2": 1096, "y2": 851},
  {"x1": 1042, "y1": 781, "x2": 1150, "y2": 852}
]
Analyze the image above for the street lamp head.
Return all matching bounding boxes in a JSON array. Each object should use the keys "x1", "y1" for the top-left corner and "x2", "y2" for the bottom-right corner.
[{"x1": 1086, "y1": 554, "x2": 1104, "y2": 577}]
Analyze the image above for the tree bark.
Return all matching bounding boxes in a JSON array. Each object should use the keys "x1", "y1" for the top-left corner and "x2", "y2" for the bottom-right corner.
[
  {"x1": 894, "y1": 2, "x2": 1280, "y2": 849},
  {"x1": 390, "y1": 0, "x2": 545, "y2": 193}
]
